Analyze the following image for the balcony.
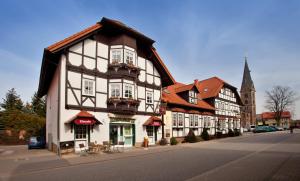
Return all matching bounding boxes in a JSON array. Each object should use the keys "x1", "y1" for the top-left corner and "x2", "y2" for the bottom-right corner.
[
  {"x1": 107, "y1": 97, "x2": 140, "y2": 115},
  {"x1": 108, "y1": 61, "x2": 140, "y2": 79}
]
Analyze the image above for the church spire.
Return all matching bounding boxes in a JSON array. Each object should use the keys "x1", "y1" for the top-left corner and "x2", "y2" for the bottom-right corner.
[{"x1": 241, "y1": 57, "x2": 255, "y2": 91}]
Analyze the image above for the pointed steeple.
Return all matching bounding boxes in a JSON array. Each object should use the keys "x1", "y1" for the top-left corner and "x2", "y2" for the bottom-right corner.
[{"x1": 241, "y1": 57, "x2": 255, "y2": 91}]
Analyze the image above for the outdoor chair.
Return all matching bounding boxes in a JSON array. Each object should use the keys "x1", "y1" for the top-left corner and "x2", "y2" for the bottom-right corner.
[
  {"x1": 79, "y1": 143, "x2": 88, "y2": 156},
  {"x1": 117, "y1": 141, "x2": 125, "y2": 153},
  {"x1": 102, "y1": 141, "x2": 111, "y2": 152}
]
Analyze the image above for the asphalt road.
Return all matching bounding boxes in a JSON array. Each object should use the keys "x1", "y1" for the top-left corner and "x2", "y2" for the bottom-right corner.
[{"x1": 4, "y1": 130, "x2": 300, "y2": 181}]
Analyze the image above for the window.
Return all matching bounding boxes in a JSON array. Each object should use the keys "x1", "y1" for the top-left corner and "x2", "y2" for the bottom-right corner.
[
  {"x1": 172, "y1": 113, "x2": 177, "y2": 127},
  {"x1": 189, "y1": 90, "x2": 198, "y2": 104},
  {"x1": 178, "y1": 114, "x2": 183, "y2": 126},
  {"x1": 125, "y1": 50, "x2": 134, "y2": 64},
  {"x1": 111, "y1": 84, "x2": 121, "y2": 98},
  {"x1": 83, "y1": 79, "x2": 94, "y2": 96},
  {"x1": 146, "y1": 126, "x2": 154, "y2": 137},
  {"x1": 111, "y1": 49, "x2": 122, "y2": 63},
  {"x1": 146, "y1": 91, "x2": 153, "y2": 104},
  {"x1": 204, "y1": 116, "x2": 208, "y2": 127},
  {"x1": 124, "y1": 84, "x2": 133, "y2": 98},
  {"x1": 190, "y1": 114, "x2": 194, "y2": 127},
  {"x1": 195, "y1": 115, "x2": 199, "y2": 127},
  {"x1": 124, "y1": 126, "x2": 132, "y2": 136},
  {"x1": 75, "y1": 125, "x2": 87, "y2": 139}
]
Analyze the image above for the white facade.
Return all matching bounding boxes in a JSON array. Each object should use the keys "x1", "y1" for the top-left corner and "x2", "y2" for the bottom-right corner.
[{"x1": 46, "y1": 38, "x2": 165, "y2": 152}]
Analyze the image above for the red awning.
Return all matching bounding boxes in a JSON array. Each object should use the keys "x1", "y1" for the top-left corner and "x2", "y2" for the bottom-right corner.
[
  {"x1": 65, "y1": 111, "x2": 102, "y2": 125},
  {"x1": 143, "y1": 116, "x2": 164, "y2": 127}
]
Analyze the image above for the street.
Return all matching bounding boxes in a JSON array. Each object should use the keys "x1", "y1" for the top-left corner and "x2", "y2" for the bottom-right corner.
[{"x1": 1, "y1": 130, "x2": 300, "y2": 181}]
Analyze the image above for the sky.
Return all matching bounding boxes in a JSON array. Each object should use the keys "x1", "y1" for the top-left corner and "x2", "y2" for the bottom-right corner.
[{"x1": 0, "y1": 0, "x2": 299, "y2": 118}]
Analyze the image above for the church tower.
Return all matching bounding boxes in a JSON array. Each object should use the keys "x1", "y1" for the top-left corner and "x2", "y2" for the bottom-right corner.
[{"x1": 240, "y1": 57, "x2": 256, "y2": 128}]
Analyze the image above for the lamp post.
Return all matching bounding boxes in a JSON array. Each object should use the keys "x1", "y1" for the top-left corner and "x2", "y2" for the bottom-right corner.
[{"x1": 159, "y1": 102, "x2": 167, "y2": 139}]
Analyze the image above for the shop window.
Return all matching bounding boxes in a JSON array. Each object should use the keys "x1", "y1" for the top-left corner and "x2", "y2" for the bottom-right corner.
[
  {"x1": 124, "y1": 126, "x2": 132, "y2": 136},
  {"x1": 146, "y1": 126, "x2": 154, "y2": 137}
]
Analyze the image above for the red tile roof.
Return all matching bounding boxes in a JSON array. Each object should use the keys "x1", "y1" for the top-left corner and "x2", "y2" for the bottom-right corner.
[
  {"x1": 76, "y1": 110, "x2": 95, "y2": 118},
  {"x1": 162, "y1": 82, "x2": 215, "y2": 111},
  {"x1": 47, "y1": 24, "x2": 102, "y2": 53},
  {"x1": 262, "y1": 112, "x2": 291, "y2": 119},
  {"x1": 196, "y1": 77, "x2": 225, "y2": 99},
  {"x1": 143, "y1": 116, "x2": 163, "y2": 126}
]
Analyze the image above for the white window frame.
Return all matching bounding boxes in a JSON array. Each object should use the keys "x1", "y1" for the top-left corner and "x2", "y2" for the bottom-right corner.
[
  {"x1": 111, "y1": 49, "x2": 122, "y2": 63},
  {"x1": 124, "y1": 84, "x2": 134, "y2": 99},
  {"x1": 178, "y1": 113, "x2": 184, "y2": 127},
  {"x1": 172, "y1": 113, "x2": 177, "y2": 127},
  {"x1": 190, "y1": 114, "x2": 194, "y2": 127},
  {"x1": 124, "y1": 49, "x2": 135, "y2": 65},
  {"x1": 82, "y1": 79, "x2": 95, "y2": 96},
  {"x1": 110, "y1": 83, "x2": 121, "y2": 98},
  {"x1": 195, "y1": 115, "x2": 199, "y2": 127},
  {"x1": 146, "y1": 91, "x2": 153, "y2": 104}
]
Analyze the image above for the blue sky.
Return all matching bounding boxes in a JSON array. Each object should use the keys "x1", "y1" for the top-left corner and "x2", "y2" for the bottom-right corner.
[{"x1": 0, "y1": 0, "x2": 299, "y2": 118}]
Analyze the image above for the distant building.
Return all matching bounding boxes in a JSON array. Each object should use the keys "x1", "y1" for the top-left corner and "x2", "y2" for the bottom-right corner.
[
  {"x1": 257, "y1": 111, "x2": 291, "y2": 129},
  {"x1": 240, "y1": 58, "x2": 256, "y2": 129},
  {"x1": 197, "y1": 77, "x2": 243, "y2": 134}
]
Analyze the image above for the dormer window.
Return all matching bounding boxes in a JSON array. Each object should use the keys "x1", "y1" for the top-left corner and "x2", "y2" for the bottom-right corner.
[{"x1": 189, "y1": 90, "x2": 198, "y2": 104}]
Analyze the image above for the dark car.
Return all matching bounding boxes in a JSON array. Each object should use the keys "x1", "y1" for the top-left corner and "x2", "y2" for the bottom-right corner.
[
  {"x1": 253, "y1": 126, "x2": 274, "y2": 133},
  {"x1": 28, "y1": 136, "x2": 46, "y2": 149}
]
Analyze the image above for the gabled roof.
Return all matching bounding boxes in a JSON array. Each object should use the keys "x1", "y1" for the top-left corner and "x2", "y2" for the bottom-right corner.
[
  {"x1": 175, "y1": 79, "x2": 200, "y2": 93},
  {"x1": 37, "y1": 17, "x2": 175, "y2": 97},
  {"x1": 162, "y1": 82, "x2": 215, "y2": 111},
  {"x1": 262, "y1": 111, "x2": 291, "y2": 119},
  {"x1": 196, "y1": 76, "x2": 243, "y2": 105}
]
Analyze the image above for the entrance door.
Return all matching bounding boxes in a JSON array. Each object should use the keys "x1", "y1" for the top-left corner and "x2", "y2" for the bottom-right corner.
[
  {"x1": 74, "y1": 125, "x2": 88, "y2": 152},
  {"x1": 109, "y1": 124, "x2": 133, "y2": 146},
  {"x1": 146, "y1": 126, "x2": 158, "y2": 145},
  {"x1": 123, "y1": 125, "x2": 133, "y2": 146},
  {"x1": 110, "y1": 125, "x2": 118, "y2": 145}
]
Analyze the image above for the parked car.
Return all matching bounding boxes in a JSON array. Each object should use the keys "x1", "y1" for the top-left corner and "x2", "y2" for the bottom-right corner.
[
  {"x1": 250, "y1": 125, "x2": 256, "y2": 132},
  {"x1": 269, "y1": 126, "x2": 278, "y2": 132},
  {"x1": 28, "y1": 136, "x2": 46, "y2": 149},
  {"x1": 243, "y1": 127, "x2": 248, "y2": 132},
  {"x1": 276, "y1": 127, "x2": 284, "y2": 131},
  {"x1": 253, "y1": 126, "x2": 274, "y2": 133},
  {"x1": 269, "y1": 126, "x2": 283, "y2": 131}
]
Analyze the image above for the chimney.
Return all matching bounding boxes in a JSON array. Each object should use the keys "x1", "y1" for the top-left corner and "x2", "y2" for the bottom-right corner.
[{"x1": 194, "y1": 79, "x2": 198, "y2": 84}]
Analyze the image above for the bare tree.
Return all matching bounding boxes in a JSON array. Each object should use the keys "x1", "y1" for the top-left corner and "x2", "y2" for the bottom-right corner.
[{"x1": 265, "y1": 86, "x2": 297, "y2": 126}]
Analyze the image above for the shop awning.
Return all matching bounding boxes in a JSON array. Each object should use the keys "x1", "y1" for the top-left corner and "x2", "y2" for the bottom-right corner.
[
  {"x1": 143, "y1": 116, "x2": 164, "y2": 127},
  {"x1": 65, "y1": 111, "x2": 102, "y2": 125}
]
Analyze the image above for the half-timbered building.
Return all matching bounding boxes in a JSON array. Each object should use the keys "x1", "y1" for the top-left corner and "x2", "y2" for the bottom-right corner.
[
  {"x1": 37, "y1": 17, "x2": 175, "y2": 152},
  {"x1": 162, "y1": 80, "x2": 215, "y2": 141},
  {"x1": 196, "y1": 77, "x2": 243, "y2": 134}
]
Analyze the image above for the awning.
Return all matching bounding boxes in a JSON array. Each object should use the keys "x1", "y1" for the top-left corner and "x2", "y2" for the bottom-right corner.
[
  {"x1": 65, "y1": 110, "x2": 102, "y2": 125},
  {"x1": 143, "y1": 116, "x2": 164, "y2": 127}
]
